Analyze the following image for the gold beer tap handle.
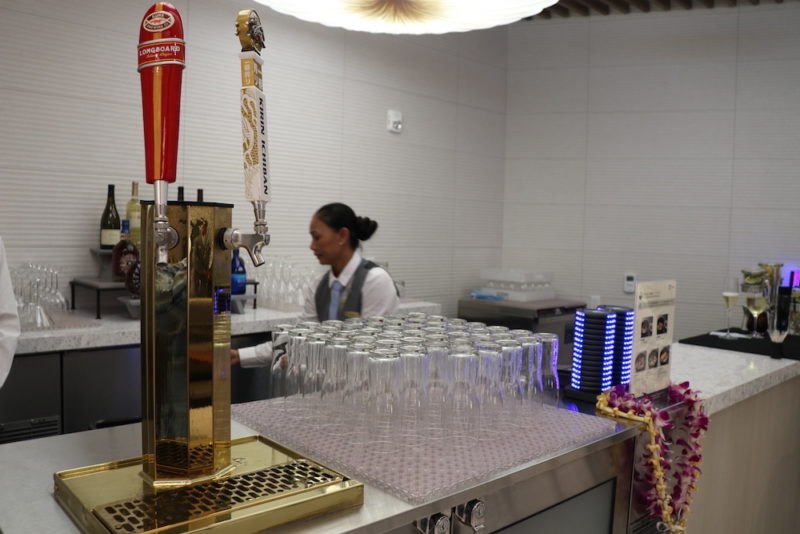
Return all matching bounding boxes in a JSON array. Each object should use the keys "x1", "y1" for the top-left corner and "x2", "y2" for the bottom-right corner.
[{"x1": 236, "y1": 10, "x2": 265, "y2": 53}]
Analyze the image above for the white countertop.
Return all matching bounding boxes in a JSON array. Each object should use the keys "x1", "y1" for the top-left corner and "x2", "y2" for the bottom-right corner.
[
  {"x1": 670, "y1": 341, "x2": 800, "y2": 415},
  {"x1": 16, "y1": 300, "x2": 442, "y2": 355}
]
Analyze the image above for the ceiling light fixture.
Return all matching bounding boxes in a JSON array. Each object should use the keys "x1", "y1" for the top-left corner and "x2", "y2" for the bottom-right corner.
[{"x1": 253, "y1": 0, "x2": 557, "y2": 34}]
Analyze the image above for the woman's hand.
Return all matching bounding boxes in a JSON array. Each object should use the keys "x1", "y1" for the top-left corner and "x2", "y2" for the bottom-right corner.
[
  {"x1": 230, "y1": 349, "x2": 240, "y2": 366},
  {"x1": 278, "y1": 354, "x2": 289, "y2": 369}
]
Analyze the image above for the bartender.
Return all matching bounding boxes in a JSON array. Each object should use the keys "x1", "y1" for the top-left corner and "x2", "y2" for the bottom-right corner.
[
  {"x1": 231, "y1": 202, "x2": 399, "y2": 367},
  {"x1": 0, "y1": 236, "x2": 20, "y2": 389}
]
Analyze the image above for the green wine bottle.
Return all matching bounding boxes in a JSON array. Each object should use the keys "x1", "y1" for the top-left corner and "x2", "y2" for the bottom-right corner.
[{"x1": 99, "y1": 184, "x2": 121, "y2": 249}]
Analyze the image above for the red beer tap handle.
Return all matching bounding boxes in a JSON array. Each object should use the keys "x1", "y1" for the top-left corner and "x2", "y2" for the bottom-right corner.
[{"x1": 138, "y1": 3, "x2": 185, "y2": 185}]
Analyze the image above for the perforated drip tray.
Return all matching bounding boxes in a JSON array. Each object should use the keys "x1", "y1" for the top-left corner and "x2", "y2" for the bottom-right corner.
[{"x1": 54, "y1": 435, "x2": 363, "y2": 534}]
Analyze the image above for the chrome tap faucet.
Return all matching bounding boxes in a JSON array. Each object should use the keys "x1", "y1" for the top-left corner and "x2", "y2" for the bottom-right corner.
[
  {"x1": 152, "y1": 181, "x2": 178, "y2": 265},
  {"x1": 220, "y1": 202, "x2": 270, "y2": 267}
]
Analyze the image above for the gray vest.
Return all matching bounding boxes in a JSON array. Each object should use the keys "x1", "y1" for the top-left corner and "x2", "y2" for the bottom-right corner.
[{"x1": 315, "y1": 259, "x2": 378, "y2": 321}]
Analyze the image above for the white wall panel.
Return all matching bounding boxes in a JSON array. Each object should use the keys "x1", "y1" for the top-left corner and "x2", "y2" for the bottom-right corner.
[
  {"x1": 0, "y1": 0, "x2": 507, "y2": 320},
  {"x1": 458, "y1": 59, "x2": 507, "y2": 114},
  {"x1": 586, "y1": 158, "x2": 732, "y2": 208},
  {"x1": 589, "y1": 11, "x2": 738, "y2": 67},
  {"x1": 503, "y1": 203, "x2": 584, "y2": 251},
  {"x1": 0, "y1": 90, "x2": 145, "y2": 177},
  {"x1": 0, "y1": 9, "x2": 141, "y2": 102},
  {"x1": 401, "y1": 34, "x2": 460, "y2": 56},
  {"x1": 260, "y1": 9, "x2": 347, "y2": 76},
  {"x1": 505, "y1": 158, "x2": 586, "y2": 205},
  {"x1": 0, "y1": 169, "x2": 105, "y2": 249},
  {"x1": 588, "y1": 63, "x2": 736, "y2": 113},
  {"x1": 459, "y1": 27, "x2": 507, "y2": 68},
  {"x1": 737, "y1": 4, "x2": 800, "y2": 61},
  {"x1": 732, "y1": 159, "x2": 800, "y2": 210},
  {"x1": 343, "y1": 79, "x2": 457, "y2": 151},
  {"x1": 507, "y1": 68, "x2": 588, "y2": 114},
  {"x1": 455, "y1": 153, "x2": 505, "y2": 203},
  {"x1": 344, "y1": 33, "x2": 459, "y2": 100},
  {"x1": 452, "y1": 200, "x2": 503, "y2": 249},
  {"x1": 587, "y1": 111, "x2": 735, "y2": 160},
  {"x1": 583, "y1": 205, "x2": 731, "y2": 256},
  {"x1": 456, "y1": 107, "x2": 506, "y2": 158},
  {"x1": 340, "y1": 136, "x2": 456, "y2": 200},
  {"x1": 507, "y1": 20, "x2": 589, "y2": 70},
  {"x1": 734, "y1": 111, "x2": 800, "y2": 159},
  {"x1": 505, "y1": 113, "x2": 587, "y2": 159},
  {"x1": 736, "y1": 60, "x2": 800, "y2": 111},
  {"x1": 730, "y1": 208, "x2": 800, "y2": 259},
  {"x1": 8, "y1": 0, "x2": 800, "y2": 342},
  {"x1": 507, "y1": 4, "x2": 800, "y2": 340}
]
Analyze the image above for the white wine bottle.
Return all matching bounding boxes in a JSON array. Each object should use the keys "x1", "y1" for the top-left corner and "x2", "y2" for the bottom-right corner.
[
  {"x1": 100, "y1": 184, "x2": 121, "y2": 249},
  {"x1": 126, "y1": 181, "x2": 141, "y2": 248}
]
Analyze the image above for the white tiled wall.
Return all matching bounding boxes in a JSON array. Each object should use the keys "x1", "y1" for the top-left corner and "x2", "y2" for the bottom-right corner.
[
  {"x1": 0, "y1": 0, "x2": 507, "y2": 318},
  {"x1": 4, "y1": 0, "x2": 799, "y2": 334},
  {"x1": 505, "y1": 4, "x2": 800, "y2": 338}
]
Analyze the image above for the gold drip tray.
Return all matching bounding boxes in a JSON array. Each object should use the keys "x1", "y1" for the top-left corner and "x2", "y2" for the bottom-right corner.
[{"x1": 54, "y1": 435, "x2": 363, "y2": 534}]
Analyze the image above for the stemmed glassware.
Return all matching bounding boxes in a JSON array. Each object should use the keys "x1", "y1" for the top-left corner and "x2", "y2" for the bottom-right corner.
[
  {"x1": 742, "y1": 283, "x2": 769, "y2": 339},
  {"x1": 721, "y1": 276, "x2": 740, "y2": 340},
  {"x1": 10, "y1": 263, "x2": 70, "y2": 329},
  {"x1": 256, "y1": 255, "x2": 326, "y2": 310}
]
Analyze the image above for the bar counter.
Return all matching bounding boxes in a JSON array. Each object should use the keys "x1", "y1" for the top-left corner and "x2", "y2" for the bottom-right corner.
[
  {"x1": 0, "y1": 342, "x2": 797, "y2": 533},
  {"x1": 15, "y1": 300, "x2": 443, "y2": 356}
]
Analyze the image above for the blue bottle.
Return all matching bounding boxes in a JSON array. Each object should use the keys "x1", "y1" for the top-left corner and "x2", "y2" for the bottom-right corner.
[{"x1": 231, "y1": 248, "x2": 247, "y2": 295}]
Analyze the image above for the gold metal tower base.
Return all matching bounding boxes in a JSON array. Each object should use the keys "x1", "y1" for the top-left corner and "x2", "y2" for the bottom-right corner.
[{"x1": 54, "y1": 435, "x2": 363, "y2": 534}]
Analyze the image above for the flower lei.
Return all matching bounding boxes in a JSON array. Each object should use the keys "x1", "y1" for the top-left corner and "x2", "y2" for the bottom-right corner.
[{"x1": 596, "y1": 382, "x2": 709, "y2": 533}]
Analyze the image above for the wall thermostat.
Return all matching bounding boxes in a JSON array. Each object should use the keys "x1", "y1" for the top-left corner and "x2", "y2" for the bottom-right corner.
[{"x1": 624, "y1": 272, "x2": 636, "y2": 294}]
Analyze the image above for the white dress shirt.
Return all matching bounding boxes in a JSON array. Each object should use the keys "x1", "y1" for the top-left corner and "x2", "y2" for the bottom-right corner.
[
  {"x1": 238, "y1": 251, "x2": 398, "y2": 368},
  {"x1": 0, "y1": 236, "x2": 20, "y2": 389}
]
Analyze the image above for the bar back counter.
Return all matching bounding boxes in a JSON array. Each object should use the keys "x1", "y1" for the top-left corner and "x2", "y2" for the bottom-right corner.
[{"x1": 0, "y1": 326, "x2": 798, "y2": 532}]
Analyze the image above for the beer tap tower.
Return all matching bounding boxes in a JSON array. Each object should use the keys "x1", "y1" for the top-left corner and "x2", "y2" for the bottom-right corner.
[{"x1": 53, "y1": 4, "x2": 361, "y2": 533}]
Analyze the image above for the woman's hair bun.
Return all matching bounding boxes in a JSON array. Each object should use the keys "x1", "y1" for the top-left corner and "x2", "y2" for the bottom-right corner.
[{"x1": 355, "y1": 216, "x2": 378, "y2": 241}]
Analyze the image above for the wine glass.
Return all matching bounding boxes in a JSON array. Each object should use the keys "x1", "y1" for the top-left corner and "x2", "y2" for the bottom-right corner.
[
  {"x1": 721, "y1": 276, "x2": 740, "y2": 339},
  {"x1": 742, "y1": 283, "x2": 769, "y2": 339}
]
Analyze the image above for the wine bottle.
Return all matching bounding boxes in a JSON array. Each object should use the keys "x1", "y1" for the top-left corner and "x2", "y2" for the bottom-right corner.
[
  {"x1": 100, "y1": 184, "x2": 121, "y2": 249},
  {"x1": 231, "y1": 248, "x2": 247, "y2": 295},
  {"x1": 196, "y1": 188, "x2": 204, "y2": 202},
  {"x1": 177, "y1": 185, "x2": 184, "y2": 201},
  {"x1": 777, "y1": 287, "x2": 791, "y2": 332},
  {"x1": 112, "y1": 220, "x2": 140, "y2": 282},
  {"x1": 126, "y1": 181, "x2": 141, "y2": 247}
]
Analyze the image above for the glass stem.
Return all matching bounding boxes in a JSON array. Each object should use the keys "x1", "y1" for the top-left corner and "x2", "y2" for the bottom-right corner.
[
  {"x1": 726, "y1": 307, "x2": 732, "y2": 336},
  {"x1": 752, "y1": 311, "x2": 760, "y2": 338}
]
